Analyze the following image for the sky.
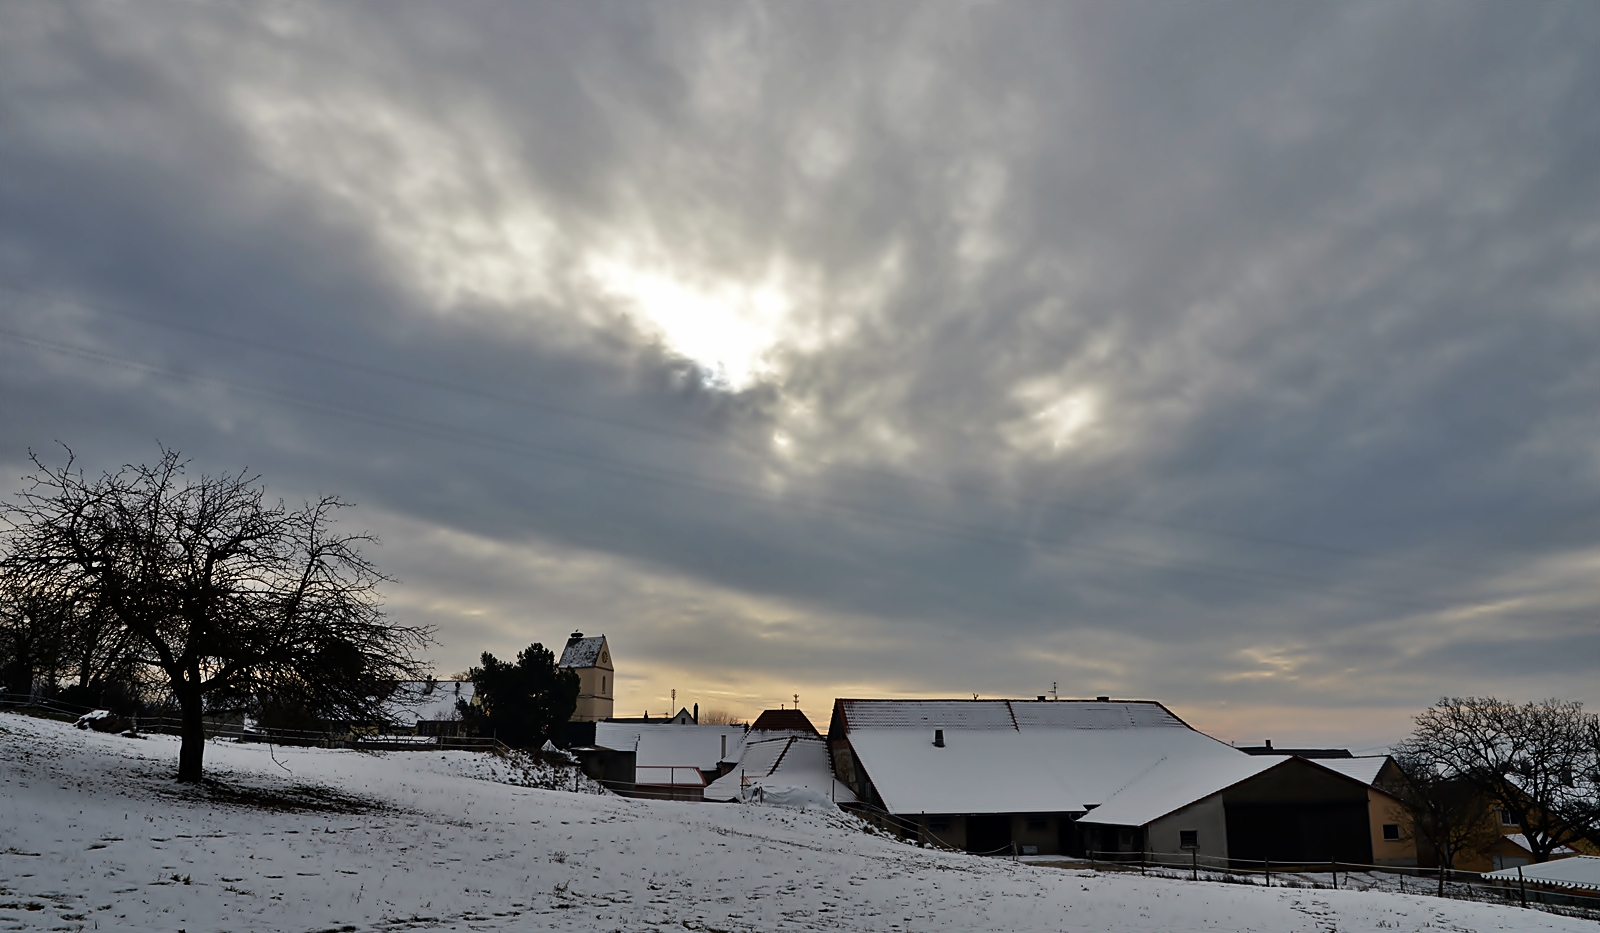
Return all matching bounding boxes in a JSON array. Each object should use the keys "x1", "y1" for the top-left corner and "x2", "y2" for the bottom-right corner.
[{"x1": 2, "y1": 2, "x2": 1598, "y2": 750}]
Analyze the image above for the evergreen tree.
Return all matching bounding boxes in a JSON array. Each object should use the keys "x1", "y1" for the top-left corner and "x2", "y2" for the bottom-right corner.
[{"x1": 459, "y1": 642, "x2": 578, "y2": 748}]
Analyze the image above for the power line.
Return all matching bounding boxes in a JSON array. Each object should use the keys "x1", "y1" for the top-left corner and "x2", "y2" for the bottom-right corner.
[
  {"x1": 0, "y1": 282, "x2": 1488, "y2": 580},
  {"x1": 0, "y1": 283, "x2": 723, "y2": 448},
  {"x1": 0, "y1": 326, "x2": 1549, "y2": 621}
]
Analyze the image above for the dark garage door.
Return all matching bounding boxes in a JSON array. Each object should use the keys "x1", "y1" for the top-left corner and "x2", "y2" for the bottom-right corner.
[
  {"x1": 1225, "y1": 802, "x2": 1372, "y2": 865},
  {"x1": 966, "y1": 815, "x2": 1012, "y2": 855}
]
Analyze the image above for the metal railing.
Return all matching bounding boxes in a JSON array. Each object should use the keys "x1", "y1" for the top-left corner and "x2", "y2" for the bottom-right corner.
[{"x1": 634, "y1": 765, "x2": 708, "y2": 787}]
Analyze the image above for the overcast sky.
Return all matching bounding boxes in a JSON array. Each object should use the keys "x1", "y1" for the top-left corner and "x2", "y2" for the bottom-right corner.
[{"x1": 3, "y1": 2, "x2": 1597, "y2": 748}]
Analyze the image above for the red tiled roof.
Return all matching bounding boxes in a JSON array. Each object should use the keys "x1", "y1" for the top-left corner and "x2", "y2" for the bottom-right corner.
[{"x1": 750, "y1": 709, "x2": 818, "y2": 734}]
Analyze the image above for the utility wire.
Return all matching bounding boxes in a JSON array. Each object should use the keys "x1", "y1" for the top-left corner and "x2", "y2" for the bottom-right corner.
[
  {"x1": 0, "y1": 326, "x2": 1545, "y2": 619},
  {"x1": 0, "y1": 281, "x2": 1483, "y2": 579}
]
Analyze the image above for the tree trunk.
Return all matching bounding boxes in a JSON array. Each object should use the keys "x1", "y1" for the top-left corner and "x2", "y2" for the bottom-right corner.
[
  {"x1": 3, "y1": 649, "x2": 32, "y2": 696},
  {"x1": 176, "y1": 685, "x2": 206, "y2": 783}
]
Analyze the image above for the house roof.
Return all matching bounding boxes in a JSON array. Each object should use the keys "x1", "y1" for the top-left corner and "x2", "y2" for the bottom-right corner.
[
  {"x1": 1238, "y1": 746, "x2": 1353, "y2": 758},
  {"x1": 704, "y1": 734, "x2": 858, "y2": 804},
  {"x1": 1304, "y1": 755, "x2": 1389, "y2": 787},
  {"x1": 384, "y1": 680, "x2": 473, "y2": 725},
  {"x1": 835, "y1": 698, "x2": 1252, "y2": 817},
  {"x1": 836, "y1": 698, "x2": 1188, "y2": 732},
  {"x1": 750, "y1": 709, "x2": 819, "y2": 734},
  {"x1": 1498, "y1": 834, "x2": 1579, "y2": 858},
  {"x1": 593, "y1": 721, "x2": 747, "y2": 770},
  {"x1": 1484, "y1": 855, "x2": 1600, "y2": 890},
  {"x1": 558, "y1": 634, "x2": 608, "y2": 669}
]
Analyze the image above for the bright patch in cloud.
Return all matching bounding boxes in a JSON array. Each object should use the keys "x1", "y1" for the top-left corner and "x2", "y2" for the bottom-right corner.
[
  {"x1": 586, "y1": 254, "x2": 795, "y2": 388},
  {"x1": 1004, "y1": 378, "x2": 1098, "y2": 453}
]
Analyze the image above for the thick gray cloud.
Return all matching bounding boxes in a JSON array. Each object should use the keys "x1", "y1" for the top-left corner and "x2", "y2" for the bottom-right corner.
[{"x1": 3, "y1": 1, "x2": 1598, "y2": 747}]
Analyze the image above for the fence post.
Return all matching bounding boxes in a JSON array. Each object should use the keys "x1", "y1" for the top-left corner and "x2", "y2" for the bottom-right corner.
[
  {"x1": 1140, "y1": 851, "x2": 1146, "y2": 876},
  {"x1": 1331, "y1": 860, "x2": 1337, "y2": 890},
  {"x1": 1191, "y1": 848, "x2": 1197, "y2": 882},
  {"x1": 1517, "y1": 866, "x2": 1527, "y2": 908},
  {"x1": 1265, "y1": 858, "x2": 1271, "y2": 888},
  {"x1": 1437, "y1": 865, "x2": 1444, "y2": 898}
]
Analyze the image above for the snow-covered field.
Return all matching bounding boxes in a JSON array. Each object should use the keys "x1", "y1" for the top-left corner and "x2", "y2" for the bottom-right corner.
[{"x1": 0, "y1": 711, "x2": 1590, "y2": 933}]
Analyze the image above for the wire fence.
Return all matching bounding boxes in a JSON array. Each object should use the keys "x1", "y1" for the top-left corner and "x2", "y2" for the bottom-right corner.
[
  {"x1": 0, "y1": 691, "x2": 509, "y2": 753},
  {"x1": 1080, "y1": 849, "x2": 1600, "y2": 919},
  {"x1": 0, "y1": 691, "x2": 95, "y2": 720},
  {"x1": 836, "y1": 797, "x2": 1600, "y2": 920}
]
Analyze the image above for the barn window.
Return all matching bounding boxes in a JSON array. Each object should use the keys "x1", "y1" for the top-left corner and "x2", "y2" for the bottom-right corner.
[
  {"x1": 1179, "y1": 830, "x2": 1198, "y2": 849},
  {"x1": 1382, "y1": 824, "x2": 1400, "y2": 841},
  {"x1": 929, "y1": 817, "x2": 951, "y2": 832}
]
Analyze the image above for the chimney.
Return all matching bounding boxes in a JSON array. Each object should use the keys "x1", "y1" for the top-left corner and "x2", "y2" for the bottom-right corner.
[
  {"x1": 693, "y1": 703, "x2": 699, "y2": 724},
  {"x1": 933, "y1": 729, "x2": 945, "y2": 748},
  {"x1": 567, "y1": 631, "x2": 584, "y2": 646},
  {"x1": 1096, "y1": 696, "x2": 1110, "y2": 702},
  {"x1": 1265, "y1": 739, "x2": 1273, "y2": 750}
]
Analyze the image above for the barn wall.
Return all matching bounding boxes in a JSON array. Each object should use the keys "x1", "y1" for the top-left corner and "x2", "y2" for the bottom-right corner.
[
  {"x1": 1222, "y1": 761, "x2": 1373, "y2": 864},
  {"x1": 1148, "y1": 795, "x2": 1229, "y2": 862}
]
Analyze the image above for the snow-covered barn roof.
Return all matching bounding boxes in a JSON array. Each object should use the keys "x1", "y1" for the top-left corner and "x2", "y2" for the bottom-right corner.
[
  {"x1": 385, "y1": 680, "x2": 474, "y2": 726},
  {"x1": 557, "y1": 634, "x2": 608, "y2": 669},
  {"x1": 704, "y1": 734, "x2": 858, "y2": 804},
  {"x1": 593, "y1": 721, "x2": 747, "y2": 770},
  {"x1": 1075, "y1": 756, "x2": 1286, "y2": 827},
  {"x1": 836, "y1": 698, "x2": 1187, "y2": 731},
  {"x1": 1304, "y1": 755, "x2": 1389, "y2": 787},
  {"x1": 1484, "y1": 855, "x2": 1600, "y2": 890},
  {"x1": 834, "y1": 698, "x2": 1253, "y2": 818}
]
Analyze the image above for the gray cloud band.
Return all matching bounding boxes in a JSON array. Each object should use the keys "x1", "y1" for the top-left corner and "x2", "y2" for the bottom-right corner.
[{"x1": 2, "y1": 2, "x2": 1597, "y2": 746}]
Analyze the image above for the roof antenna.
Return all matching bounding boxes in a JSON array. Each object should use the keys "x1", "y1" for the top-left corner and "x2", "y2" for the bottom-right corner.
[
  {"x1": 1051, "y1": 681, "x2": 1058, "y2": 701},
  {"x1": 793, "y1": 693, "x2": 800, "y2": 709},
  {"x1": 972, "y1": 692, "x2": 979, "y2": 701}
]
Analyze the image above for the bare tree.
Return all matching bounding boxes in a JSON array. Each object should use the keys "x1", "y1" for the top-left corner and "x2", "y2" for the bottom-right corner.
[
  {"x1": 1, "y1": 446, "x2": 431, "y2": 782},
  {"x1": 1387, "y1": 747, "x2": 1500, "y2": 875},
  {"x1": 0, "y1": 567, "x2": 70, "y2": 696},
  {"x1": 697, "y1": 709, "x2": 744, "y2": 726},
  {"x1": 1403, "y1": 696, "x2": 1597, "y2": 862},
  {"x1": 1, "y1": 560, "x2": 153, "y2": 711},
  {"x1": 1564, "y1": 716, "x2": 1600, "y2": 852}
]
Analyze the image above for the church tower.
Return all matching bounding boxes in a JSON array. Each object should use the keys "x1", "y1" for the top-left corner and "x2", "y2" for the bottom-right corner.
[{"x1": 557, "y1": 632, "x2": 614, "y2": 722}]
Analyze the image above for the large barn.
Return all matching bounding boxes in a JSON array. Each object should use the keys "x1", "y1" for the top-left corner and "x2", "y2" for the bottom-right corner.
[{"x1": 828, "y1": 697, "x2": 1380, "y2": 864}]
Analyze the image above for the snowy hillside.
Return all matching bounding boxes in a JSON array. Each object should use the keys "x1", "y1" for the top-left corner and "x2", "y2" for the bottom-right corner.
[{"x1": 0, "y1": 711, "x2": 1588, "y2": 933}]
